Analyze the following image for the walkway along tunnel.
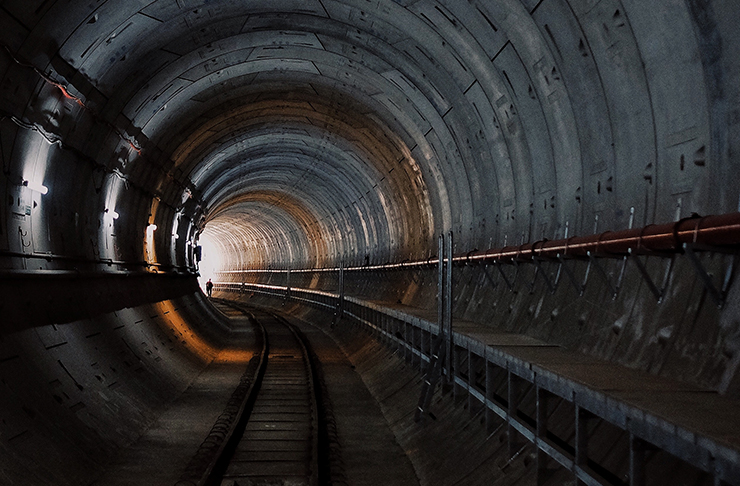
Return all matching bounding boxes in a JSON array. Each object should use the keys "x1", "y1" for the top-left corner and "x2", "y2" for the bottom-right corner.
[{"x1": 1, "y1": 1, "x2": 740, "y2": 485}]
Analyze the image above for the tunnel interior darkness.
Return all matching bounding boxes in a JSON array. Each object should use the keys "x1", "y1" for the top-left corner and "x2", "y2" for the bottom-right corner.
[
  {"x1": 3, "y1": 1, "x2": 739, "y2": 273},
  {"x1": 1, "y1": 0, "x2": 740, "y2": 484}
]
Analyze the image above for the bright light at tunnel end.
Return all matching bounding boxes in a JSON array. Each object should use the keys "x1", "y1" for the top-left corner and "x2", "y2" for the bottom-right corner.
[{"x1": 197, "y1": 233, "x2": 224, "y2": 291}]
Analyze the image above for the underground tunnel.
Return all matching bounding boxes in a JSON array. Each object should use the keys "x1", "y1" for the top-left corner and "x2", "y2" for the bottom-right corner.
[{"x1": 1, "y1": 0, "x2": 740, "y2": 484}]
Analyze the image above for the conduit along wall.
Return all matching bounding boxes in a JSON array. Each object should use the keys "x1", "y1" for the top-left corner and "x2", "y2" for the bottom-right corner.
[
  {"x1": 218, "y1": 211, "x2": 740, "y2": 397},
  {"x1": 216, "y1": 212, "x2": 740, "y2": 486}
]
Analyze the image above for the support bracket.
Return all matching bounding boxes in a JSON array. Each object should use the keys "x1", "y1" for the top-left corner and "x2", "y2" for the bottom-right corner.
[
  {"x1": 482, "y1": 264, "x2": 498, "y2": 289},
  {"x1": 557, "y1": 254, "x2": 584, "y2": 296},
  {"x1": 587, "y1": 251, "x2": 617, "y2": 298},
  {"x1": 531, "y1": 258, "x2": 556, "y2": 294},
  {"x1": 496, "y1": 261, "x2": 515, "y2": 292},
  {"x1": 683, "y1": 243, "x2": 735, "y2": 309},
  {"x1": 627, "y1": 249, "x2": 674, "y2": 302}
]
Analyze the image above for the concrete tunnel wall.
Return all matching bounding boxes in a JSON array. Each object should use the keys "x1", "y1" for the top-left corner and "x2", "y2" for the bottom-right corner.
[{"x1": 1, "y1": 0, "x2": 740, "y2": 483}]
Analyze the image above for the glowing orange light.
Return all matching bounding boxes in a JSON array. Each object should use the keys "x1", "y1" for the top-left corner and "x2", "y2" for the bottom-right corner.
[
  {"x1": 154, "y1": 300, "x2": 254, "y2": 364},
  {"x1": 54, "y1": 83, "x2": 85, "y2": 108},
  {"x1": 127, "y1": 140, "x2": 142, "y2": 155}
]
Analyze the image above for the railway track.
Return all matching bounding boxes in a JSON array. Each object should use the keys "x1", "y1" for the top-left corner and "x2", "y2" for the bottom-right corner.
[{"x1": 177, "y1": 300, "x2": 330, "y2": 486}]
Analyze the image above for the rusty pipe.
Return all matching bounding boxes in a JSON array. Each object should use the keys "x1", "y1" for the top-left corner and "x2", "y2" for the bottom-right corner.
[
  {"x1": 225, "y1": 212, "x2": 740, "y2": 274},
  {"x1": 463, "y1": 212, "x2": 740, "y2": 265}
]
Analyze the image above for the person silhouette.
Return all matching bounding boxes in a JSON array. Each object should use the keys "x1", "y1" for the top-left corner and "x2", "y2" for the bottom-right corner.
[{"x1": 206, "y1": 278, "x2": 213, "y2": 297}]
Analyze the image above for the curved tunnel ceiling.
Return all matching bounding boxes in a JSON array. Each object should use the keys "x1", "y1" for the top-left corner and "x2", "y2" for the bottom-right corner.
[{"x1": 1, "y1": 0, "x2": 736, "y2": 274}]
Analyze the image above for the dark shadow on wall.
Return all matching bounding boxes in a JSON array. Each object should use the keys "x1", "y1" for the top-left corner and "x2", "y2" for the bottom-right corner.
[{"x1": 0, "y1": 273, "x2": 200, "y2": 334}]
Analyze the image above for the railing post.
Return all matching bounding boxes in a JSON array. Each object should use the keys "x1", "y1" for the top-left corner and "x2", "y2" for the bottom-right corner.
[
  {"x1": 575, "y1": 406, "x2": 594, "y2": 485},
  {"x1": 437, "y1": 234, "x2": 445, "y2": 375},
  {"x1": 334, "y1": 260, "x2": 344, "y2": 324},
  {"x1": 404, "y1": 321, "x2": 411, "y2": 363},
  {"x1": 467, "y1": 350, "x2": 483, "y2": 415},
  {"x1": 285, "y1": 266, "x2": 291, "y2": 303},
  {"x1": 629, "y1": 433, "x2": 647, "y2": 486},
  {"x1": 413, "y1": 325, "x2": 421, "y2": 368},
  {"x1": 536, "y1": 386, "x2": 550, "y2": 485},
  {"x1": 485, "y1": 359, "x2": 497, "y2": 434},
  {"x1": 445, "y1": 231, "x2": 453, "y2": 382},
  {"x1": 508, "y1": 370, "x2": 524, "y2": 458},
  {"x1": 453, "y1": 344, "x2": 464, "y2": 403},
  {"x1": 339, "y1": 260, "x2": 344, "y2": 301}
]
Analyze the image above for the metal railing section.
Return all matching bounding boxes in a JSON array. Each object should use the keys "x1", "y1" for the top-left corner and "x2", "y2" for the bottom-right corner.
[
  {"x1": 218, "y1": 211, "x2": 740, "y2": 309},
  {"x1": 215, "y1": 281, "x2": 740, "y2": 486}
]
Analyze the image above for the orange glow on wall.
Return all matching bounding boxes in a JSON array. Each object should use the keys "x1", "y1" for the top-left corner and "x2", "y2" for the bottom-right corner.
[{"x1": 154, "y1": 300, "x2": 254, "y2": 364}]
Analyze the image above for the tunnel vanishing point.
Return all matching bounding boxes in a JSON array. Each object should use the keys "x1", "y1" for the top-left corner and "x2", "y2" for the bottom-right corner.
[{"x1": 1, "y1": 0, "x2": 740, "y2": 485}]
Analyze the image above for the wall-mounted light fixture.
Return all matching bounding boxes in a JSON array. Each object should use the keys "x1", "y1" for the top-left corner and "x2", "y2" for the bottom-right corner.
[
  {"x1": 23, "y1": 180, "x2": 49, "y2": 195},
  {"x1": 146, "y1": 224, "x2": 158, "y2": 233},
  {"x1": 105, "y1": 208, "x2": 119, "y2": 219}
]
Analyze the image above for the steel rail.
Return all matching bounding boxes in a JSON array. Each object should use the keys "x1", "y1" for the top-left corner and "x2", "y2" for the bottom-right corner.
[
  {"x1": 188, "y1": 302, "x2": 323, "y2": 486},
  {"x1": 199, "y1": 306, "x2": 270, "y2": 486},
  {"x1": 223, "y1": 283, "x2": 740, "y2": 486},
  {"x1": 268, "y1": 312, "x2": 322, "y2": 486},
  {"x1": 175, "y1": 302, "x2": 269, "y2": 486}
]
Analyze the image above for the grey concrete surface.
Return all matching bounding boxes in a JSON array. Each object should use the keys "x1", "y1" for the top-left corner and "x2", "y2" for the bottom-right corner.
[
  {"x1": 273, "y1": 298, "x2": 538, "y2": 486},
  {"x1": 92, "y1": 309, "x2": 256, "y2": 485},
  {"x1": 0, "y1": 0, "x2": 740, "y2": 484},
  {"x1": 283, "y1": 310, "x2": 421, "y2": 486},
  {"x1": 92, "y1": 361, "x2": 251, "y2": 485}
]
